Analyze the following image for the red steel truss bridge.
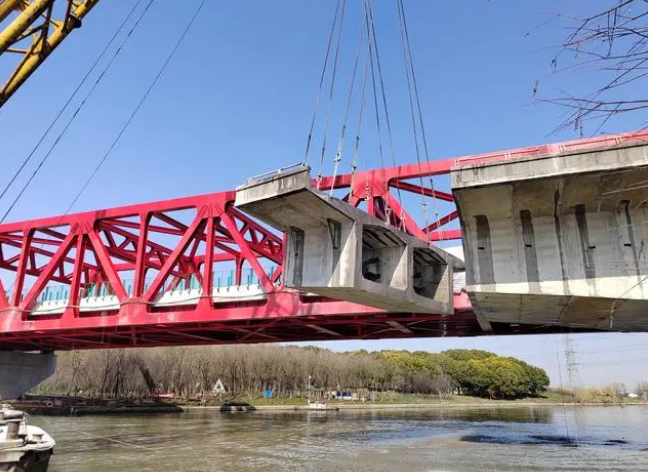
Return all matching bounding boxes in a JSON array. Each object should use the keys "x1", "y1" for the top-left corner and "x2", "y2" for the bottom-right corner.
[{"x1": 2, "y1": 132, "x2": 625, "y2": 351}]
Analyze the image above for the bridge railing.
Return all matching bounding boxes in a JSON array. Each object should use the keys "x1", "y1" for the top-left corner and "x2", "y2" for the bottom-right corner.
[{"x1": 4, "y1": 266, "x2": 278, "y2": 314}]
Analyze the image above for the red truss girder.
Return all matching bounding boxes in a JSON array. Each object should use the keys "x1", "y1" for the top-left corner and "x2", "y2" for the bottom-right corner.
[
  {"x1": 8, "y1": 126, "x2": 641, "y2": 352},
  {"x1": 0, "y1": 159, "x2": 476, "y2": 350}
]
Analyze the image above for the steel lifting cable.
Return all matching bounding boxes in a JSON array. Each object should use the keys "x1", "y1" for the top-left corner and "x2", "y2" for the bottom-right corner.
[
  {"x1": 397, "y1": 0, "x2": 446, "y2": 242},
  {"x1": 304, "y1": 0, "x2": 344, "y2": 165},
  {"x1": 429, "y1": 177, "x2": 442, "y2": 241},
  {"x1": 367, "y1": 15, "x2": 385, "y2": 172},
  {"x1": 366, "y1": 0, "x2": 404, "y2": 226},
  {"x1": 0, "y1": 0, "x2": 158, "y2": 223},
  {"x1": 349, "y1": 6, "x2": 371, "y2": 199},
  {"x1": 0, "y1": 0, "x2": 148, "y2": 207},
  {"x1": 329, "y1": 6, "x2": 368, "y2": 196},
  {"x1": 316, "y1": 0, "x2": 348, "y2": 188},
  {"x1": 365, "y1": 11, "x2": 390, "y2": 218},
  {"x1": 395, "y1": 0, "x2": 427, "y2": 231},
  {"x1": 398, "y1": 0, "x2": 450, "y2": 244}
]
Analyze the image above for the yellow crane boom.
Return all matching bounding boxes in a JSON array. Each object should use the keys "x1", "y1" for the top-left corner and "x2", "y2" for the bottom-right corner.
[{"x1": 0, "y1": 0, "x2": 100, "y2": 108}]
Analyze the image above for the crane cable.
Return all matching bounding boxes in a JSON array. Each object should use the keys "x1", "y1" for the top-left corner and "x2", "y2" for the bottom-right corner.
[
  {"x1": 0, "y1": 0, "x2": 158, "y2": 223},
  {"x1": 304, "y1": 0, "x2": 344, "y2": 165},
  {"x1": 328, "y1": 1, "x2": 367, "y2": 196},
  {"x1": 395, "y1": 0, "x2": 427, "y2": 235},
  {"x1": 366, "y1": 0, "x2": 404, "y2": 225},
  {"x1": 316, "y1": 0, "x2": 348, "y2": 189},
  {"x1": 349, "y1": 6, "x2": 371, "y2": 200},
  {"x1": 396, "y1": 0, "x2": 444, "y2": 244},
  {"x1": 367, "y1": 14, "x2": 385, "y2": 172},
  {"x1": 0, "y1": 0, "x2": 149, "y2": 209}
]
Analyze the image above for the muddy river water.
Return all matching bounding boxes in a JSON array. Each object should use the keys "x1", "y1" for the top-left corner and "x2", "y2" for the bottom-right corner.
[{"x1": 32, "y1": 405, "x2": 648, "y2": 471}]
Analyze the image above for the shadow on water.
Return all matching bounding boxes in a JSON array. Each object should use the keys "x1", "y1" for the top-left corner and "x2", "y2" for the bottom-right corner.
[
  {"x1": 441, "y1": 407, "x2": 553, "y2": 424},
  {"x1": 219, "y1": 406, "x2": 553, "y2": 423},
  {"x1": 461, "y1": 433, "x2": 647, "y2": 451},
  {"x1": 219, "y1": 403, "x2": 257, "y2": 412}
]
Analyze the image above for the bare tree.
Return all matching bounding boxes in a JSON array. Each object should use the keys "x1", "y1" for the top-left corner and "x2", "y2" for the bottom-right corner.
[
  {"x1": 636, "y1": 381, "x2": 648, "y2": 400},
  {"x1": 430, "y1": 371, "x2": 454, "y2": 399},
  {"x1": 544, "y1": 1, "x2": 648, "y2": 134}
]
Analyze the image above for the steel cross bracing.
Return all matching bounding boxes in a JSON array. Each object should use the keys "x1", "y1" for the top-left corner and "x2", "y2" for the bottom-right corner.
[{"x1": 4, "y1": 129, "x2": 637, "y2": 351}]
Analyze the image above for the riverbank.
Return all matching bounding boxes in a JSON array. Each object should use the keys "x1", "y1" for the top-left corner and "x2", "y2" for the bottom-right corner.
[
  {"x1": 19, "y1": 392, "x2": 648, "y2": 416},
  {"x1": 180, "y1": 393, "x2": 648, "y2": 412},
  {"x1": 186, "y1": 402, "x2": 648, "y2": 412}
]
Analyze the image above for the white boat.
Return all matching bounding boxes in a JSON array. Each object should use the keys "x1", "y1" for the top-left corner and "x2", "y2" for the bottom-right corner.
[
  {"x1": 308, "y1": 401, "x2": 338, "y2": 411},
  {"x1": 0, "y1": 406, "x2": 55, "y2": 472}
]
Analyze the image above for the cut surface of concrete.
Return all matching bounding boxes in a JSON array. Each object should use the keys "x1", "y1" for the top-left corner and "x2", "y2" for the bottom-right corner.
[
  {"x1": 236, "y1": 165, "x2": 463, "y2": 314},
  {"x1": 452, "y1": 139, "x2": 648, "y2": 331},
  {"x1": 0, "y1": 351, "x2": 56, "y2": 400}
]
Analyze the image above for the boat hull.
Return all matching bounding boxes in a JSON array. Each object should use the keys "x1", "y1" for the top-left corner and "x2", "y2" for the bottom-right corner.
[{"x1": 1, "y1": 450, "x2": 52, "y2": 472}]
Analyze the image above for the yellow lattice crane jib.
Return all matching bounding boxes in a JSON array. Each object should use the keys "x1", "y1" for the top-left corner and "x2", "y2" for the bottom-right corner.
[{"x1": 0, "y1": 0, "x2": 101, "y2": 108}]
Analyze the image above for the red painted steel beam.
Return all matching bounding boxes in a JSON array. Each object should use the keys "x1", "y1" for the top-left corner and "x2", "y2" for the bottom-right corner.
[
  {"x1": 426, "y1": 211, "x2": 460, "y2": 232},
  {"x1": 430, "y1": 230, "x2": 462, "y2": 242},
  {"x1": 390, "y1": 180, "x2": 454, "y2": 202}
]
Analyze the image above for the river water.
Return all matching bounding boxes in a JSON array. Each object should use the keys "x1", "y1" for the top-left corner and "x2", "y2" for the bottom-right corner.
[{"x1": 32, "y1": 406, "x2": 648, "y2": 471}]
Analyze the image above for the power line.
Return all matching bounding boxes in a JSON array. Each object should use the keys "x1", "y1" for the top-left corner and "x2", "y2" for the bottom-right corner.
[
  {"x1": 64, "y1": 0, "x2": 210, "y2": 215},
  {"x1": 1, "y1": 0, "x2": 209, "y2": 300},
  {"x1": 0, "y1": 0, "x2": 147, "y2": 206},
  {"x1": 0, "y1": 0, "x2": 159, "y2": 223}
]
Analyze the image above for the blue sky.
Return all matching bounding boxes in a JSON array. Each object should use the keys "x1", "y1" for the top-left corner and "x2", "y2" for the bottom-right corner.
[{"x1": 1, "y1": 0, "x2": 647, "y2": 388}]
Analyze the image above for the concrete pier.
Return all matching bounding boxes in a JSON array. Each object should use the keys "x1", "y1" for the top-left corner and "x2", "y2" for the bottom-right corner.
[
  {"x1": 235, "y1": 165, "x2": 462, "y2": 314},
  {"x1": 0, "y1": 351, "x2": 55, "y2": 400},
  {"x1": 452, "y1": 139, "x2": 648, "y2": 331}
]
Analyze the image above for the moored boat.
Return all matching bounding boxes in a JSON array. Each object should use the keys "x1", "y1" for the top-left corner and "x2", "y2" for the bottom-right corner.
[
  {"x1": 0, "y1": 406, "x2": 54, "y2": 472},
  {"x1": 308, "y1": 400, "x2": 338, "y2": 411}
]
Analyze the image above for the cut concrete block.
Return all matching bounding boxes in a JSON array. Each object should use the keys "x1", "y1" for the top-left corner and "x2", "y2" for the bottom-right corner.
[
  {"x1": 236, "y1": 165, "x2": 462, "y2": 314},
  {"x1": 452, "y1": 139, "x2": 648, "y2": 331}
]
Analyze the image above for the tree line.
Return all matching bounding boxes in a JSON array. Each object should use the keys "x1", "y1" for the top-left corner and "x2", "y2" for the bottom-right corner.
[{"x1": 34, "y1": 346, "x2": 550, "y2": 401}]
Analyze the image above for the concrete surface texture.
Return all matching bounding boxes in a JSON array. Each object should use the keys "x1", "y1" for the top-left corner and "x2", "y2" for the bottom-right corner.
[
  {"x1": 452, "y1": 141, "x2": 648, "y2": 331},
  {"x1": 0, "y1": 351, "x2": 56, "y2": 400},
  {"x1": 235, "y1": 165, "x2": 463, "y2": 314}
]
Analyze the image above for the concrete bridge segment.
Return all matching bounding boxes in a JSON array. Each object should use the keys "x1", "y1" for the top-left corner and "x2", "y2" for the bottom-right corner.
[
  {"x1": 235, "y1": 165, "x2": 464, "y2": 315},
  {"x1": 452, "y1": 138, "x2": 648, "y2": 331}
]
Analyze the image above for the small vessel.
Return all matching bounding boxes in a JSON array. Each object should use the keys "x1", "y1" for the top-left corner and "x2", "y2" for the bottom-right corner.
[
  {"x1": 0, "y1": 406, "x2": 55, "y2": 472},
  {"x1": 308, "y1": 400, "x2": 338, "y2": 411}
]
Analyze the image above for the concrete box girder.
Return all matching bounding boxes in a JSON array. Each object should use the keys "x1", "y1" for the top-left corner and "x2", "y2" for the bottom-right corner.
[
  {"x1": 235, "y1": 165, "x2": 462, "y2": 315},
  {"x1": 452, "y1": 140, "x2": 648, "y2": 331}
]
